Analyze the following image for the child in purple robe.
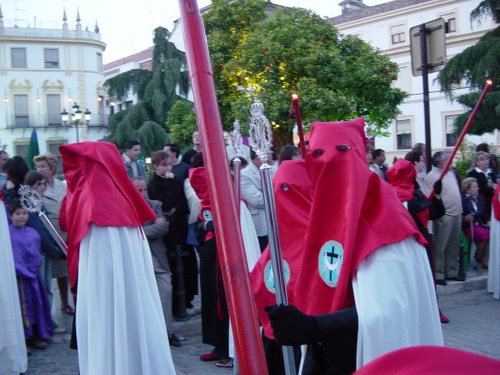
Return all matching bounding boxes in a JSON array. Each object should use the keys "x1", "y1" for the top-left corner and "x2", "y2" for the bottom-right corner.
[{"x1": 8, "y1": 199, "x2": 53, "y2": 350}]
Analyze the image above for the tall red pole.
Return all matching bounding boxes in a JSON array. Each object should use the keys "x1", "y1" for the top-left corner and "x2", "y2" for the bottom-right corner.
[
  {"x1": 291, "y1": 94, "x2": 307, "y2": 157},
  {"x1": 178, "y1": 1, "x2": 268, "y2": 374},
  {"x1": 430, "y1": 80, "x2": 493, "y2": 197}
]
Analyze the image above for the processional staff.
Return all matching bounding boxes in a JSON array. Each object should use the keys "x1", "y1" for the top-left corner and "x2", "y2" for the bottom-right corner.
[
  {"x1": 291, "y1": 94, "x2": 307, "y2": 157},
  {"x1": 231, "y1": 119, "x2": 243, "y2": 218},
  {"x1": 230, "y1": 119, "x2": 243, "y2": 375},
  {"x1": 248, "y1": 101, "x2": 297, "y2": 375},
  {"x1": 178, "y1": 0, "x2": 268, "y2": 373},
  {"x1": 18, "y1": 184, "x2": 68, "y2": 256}
]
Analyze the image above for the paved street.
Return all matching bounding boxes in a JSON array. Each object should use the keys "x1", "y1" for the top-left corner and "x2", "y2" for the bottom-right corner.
[{"x1": 25, "y1": 269, "x2": 499, "y2": 374}]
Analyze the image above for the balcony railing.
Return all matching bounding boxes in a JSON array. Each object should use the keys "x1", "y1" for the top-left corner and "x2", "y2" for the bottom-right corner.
[{"x1": 1, "y1": 113, "x2": 109, "y2": 129}]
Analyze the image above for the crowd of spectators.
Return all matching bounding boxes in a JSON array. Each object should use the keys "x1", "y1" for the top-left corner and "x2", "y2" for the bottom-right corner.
[{"x1": 1, "y1": 133, "x2": 499, "y2": 374}]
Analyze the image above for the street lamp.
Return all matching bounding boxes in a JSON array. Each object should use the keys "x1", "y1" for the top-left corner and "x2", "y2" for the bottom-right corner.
[{"x1": 61, "y1": 102, "x2": 91, "y2": 142}]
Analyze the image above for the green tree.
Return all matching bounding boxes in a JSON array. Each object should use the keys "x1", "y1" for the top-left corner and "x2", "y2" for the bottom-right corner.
[
  {"x1": 137, "y1": 121, "x2": 170, "y2": 156},
  {"x1": 437, "y1": 1, "x2": 500, "y2": 135},
  {"x1": 166, "y1": 100, "x2": 198, "y2": 149},
  {"x1": 471, "y1": 0, "x2": 500, "y2": 23},
  {"x1": 105, "y1": 69, "x2": 152, "y2": 101},
  {"x1": 204, "y1": 2, "x2": 406, "y2": 144},
  {"x1": 203, "y1": 0, "x2": 269, "y2": 126},
  {"x1": 104, "y1": 27, "x2": 188, "y2": 154}
]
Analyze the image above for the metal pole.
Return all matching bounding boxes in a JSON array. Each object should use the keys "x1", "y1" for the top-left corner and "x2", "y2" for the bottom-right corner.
[
  {"x1": 231, "y1": 119, "x2": 243, "y2": 218},
  {"x1": 233, "y1": 157, "x2": 241, "y2": 217},
  {"x1": 178, "y1": 1, "x2": 268, "y2": 373},
  {"x1": 39, "y1": 213, "x2": 68, "y2": 256},
  {"x1": 174, "y1": 244, "x2": 189, "y2": 321},
  {"x1": 18, "y1": 184, "x2": 67, "y2": 256},
  {"x1": 291, "y1": 94, "x2": 306, "y2": 157},
  {"x1": 75, "y1": 122, "x2": 79, "y2": 143},
  {"x1": 249, "y1": 101, "x2": 296, "y2": 375},
  {"x1": 260, "y1": 164, "x2": 296, "y2": 374},
  {"x1": 419, "y1": 23, "x2": 432, "y2": 173}
]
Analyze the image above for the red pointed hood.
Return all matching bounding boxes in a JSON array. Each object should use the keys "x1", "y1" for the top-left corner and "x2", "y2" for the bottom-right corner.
[
  {"x1": 293, "y1": 119, "x2": 425, "y2": 316},
  {"x1": 59, "y1": 141, "x2": 155, "y2": 288},
  {"x1": 251, "y1": 159, "x2": 312, "y2": 338},
  {"x1": 387, "y1": 159, "x2": 416, "y2": 203}
]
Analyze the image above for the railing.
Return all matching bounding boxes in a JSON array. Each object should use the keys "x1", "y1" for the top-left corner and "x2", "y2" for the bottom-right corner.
[
  {"x1": 3, "y1": 123, "x2": 108, "y2": 130},
  {"x1": 1, "y1": 113, "x2": 109, "y2": 130}
]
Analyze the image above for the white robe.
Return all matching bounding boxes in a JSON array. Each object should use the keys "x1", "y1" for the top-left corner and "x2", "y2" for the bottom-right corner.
[
  {"x1": 488, "y1": 208, "x2": 500, "y2": 299},
  {"x1": 76, "y1": 225, "x2": 176, "y2": 374},
  {"x1": 298, "y1": 237, "x2": 443, "y2": 374},
  {"x1": 228, "y1": 201, "x2": 262, "y2": 358},
  {"x1": 353, "y1": 237, "x2": 444, "y2": 368},
  {"x1": 0, "y1": 201, "x2": 27, "y2": 375}
]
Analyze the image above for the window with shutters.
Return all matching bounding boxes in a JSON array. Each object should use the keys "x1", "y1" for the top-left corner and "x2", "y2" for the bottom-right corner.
[
  {"x1": 445, "y1": 115, "x2": 459, "y2": 147},
  {"x1": 391, "y1": 24, "x2": 406, "y2": 45},
  {"x1": 44, "y1": 49, "x2": 60, "y2": 68},
  {"x1": 396, "y1": 119, "x2": 412, "y2": 150},
  {"x1": 11, "y1": 48, "x2": 27, "y2": 68},
  {"x1": 13, "y1": 95, "x2": 30, "y2": 128},
  {"x1": 46, "y1": 94, "x2": 62, "y2": 126}
]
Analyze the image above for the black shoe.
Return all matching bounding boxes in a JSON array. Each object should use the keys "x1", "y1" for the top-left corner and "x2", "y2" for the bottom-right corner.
[
  {"x1": 435, "y1": 279, "x2": 447, "y2": 286},
  {"x1": 445, "y1": 275, "x2": 466, "y2": 282},
  {"x1": 27, "y1": 339, "x2": 48, "y2": 350},
  {"x1": 169, "y1": 334, "x2": 183, "y2": 348}
]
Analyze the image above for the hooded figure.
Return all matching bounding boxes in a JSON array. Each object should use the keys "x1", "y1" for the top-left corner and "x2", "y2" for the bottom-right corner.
[
  {"x1": 251, "y1": 159, "x2": 312, "y2": 339},
  {"x1": 59, "y1": 142, "x2": 176, "y2": 375},
  {"x1": 489, "y1": 185, "x2": 500, "y2": 299},
  {"x1": 264, "y1": 119, "x2": 443, "y2": 374}
]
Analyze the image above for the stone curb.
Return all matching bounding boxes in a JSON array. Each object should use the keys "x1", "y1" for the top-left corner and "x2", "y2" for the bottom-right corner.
[
  {"x1": 173, "y1": 312, "x2": 203, "y2": 337},
  {"x1": 437, "y1": 272, "x2": 488, "y2": 296}
]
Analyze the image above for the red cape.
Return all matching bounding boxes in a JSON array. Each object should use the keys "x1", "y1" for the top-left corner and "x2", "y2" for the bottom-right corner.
[
  {"x1": 189, "y1": 166, "x2": 215, "y2": 241},
  {"x1": 386, "y1": 159, "x2": 416, "y2": 203},
  {"x1": 250, "y1": 159, "x2": 312, "y2": 338},
  {"x1": 292, "y1": 119, "x2": 426, "y2": 316},
  {"x1": 59, "y1": 142, "x2": 155, "y2": 289},
  {"x1": 493, "y1": 183, "x2": 500, "y2": 220},
  {"x1": 355, "y1": 346, "x2": 500, "y2": 374}
]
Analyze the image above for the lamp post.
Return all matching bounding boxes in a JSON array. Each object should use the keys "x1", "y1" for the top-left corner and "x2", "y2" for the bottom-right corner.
[{"x1": 61, "y1": 102, "x2": 91, "y2": 142}]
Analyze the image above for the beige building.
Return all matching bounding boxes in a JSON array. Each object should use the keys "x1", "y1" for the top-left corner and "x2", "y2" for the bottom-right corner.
[
  {"x1": 331, "y1": 0, "x2": 498, "y2": 162},
  {"x1": 0, "y1": 6, "x2": 107, "y2": 159}
]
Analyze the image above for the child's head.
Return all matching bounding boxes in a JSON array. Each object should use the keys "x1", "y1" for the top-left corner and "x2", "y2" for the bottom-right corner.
[
  {"x1": 461, "y1": 177, "x2": 479, "y2": 196},
  {"x1": 8, "y1": 199, "x2": 29, "y2": 228},
  {"x1": 151, "y1": 150, "x2": 172, "y2": 177},
  {"x1": 24, "y1": 171, "x2": 46, "y2": 194}
]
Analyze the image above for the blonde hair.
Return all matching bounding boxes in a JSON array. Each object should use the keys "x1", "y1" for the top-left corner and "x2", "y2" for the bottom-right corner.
[
  {"x1": 33, "y1": 153, "x2": 58, "y2": 174},
  {"x1": 461, "y1": 177, "x2": 477, "y2": 194},
  {"x1": 475, "y1": 151, "x2": 490, "y2": 162}
]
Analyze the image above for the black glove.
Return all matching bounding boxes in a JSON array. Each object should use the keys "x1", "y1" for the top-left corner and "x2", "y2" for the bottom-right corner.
[
  {"x1": 433, "y1": 179, "x2": 442, "y2": 195},
  {"x1": 205, "y1": 220, "x2": 214, "y2": 232},
  {"x1": 265, "y1": 304, "x2": 318, "y2": 346}
]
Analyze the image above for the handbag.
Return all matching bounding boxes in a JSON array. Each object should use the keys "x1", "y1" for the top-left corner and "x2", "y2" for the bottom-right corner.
[{"x1": 428, "y1": 196, "x2": 446, "y2": 220}]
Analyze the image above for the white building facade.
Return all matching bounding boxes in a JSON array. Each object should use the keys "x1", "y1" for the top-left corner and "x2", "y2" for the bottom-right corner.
[
  {"x1": 331, "y1": 0, "x2": 498, "y2": 162},
  {"x1": 103, "y1": 47, "x2": 153, "y2": 115},
  {"x1": 0, "y1": 7, "x2": 107, "y2": 159}
]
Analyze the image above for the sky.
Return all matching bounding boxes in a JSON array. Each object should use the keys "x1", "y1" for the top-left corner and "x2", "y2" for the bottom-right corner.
[{"x1": 3, "y1": 0, "x2": 385, "y2": 63}]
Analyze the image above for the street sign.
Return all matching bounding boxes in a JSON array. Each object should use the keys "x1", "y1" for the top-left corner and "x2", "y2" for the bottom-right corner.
[{"x1": 410, "y1": 18, "x2": 446, "y2": 77}]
